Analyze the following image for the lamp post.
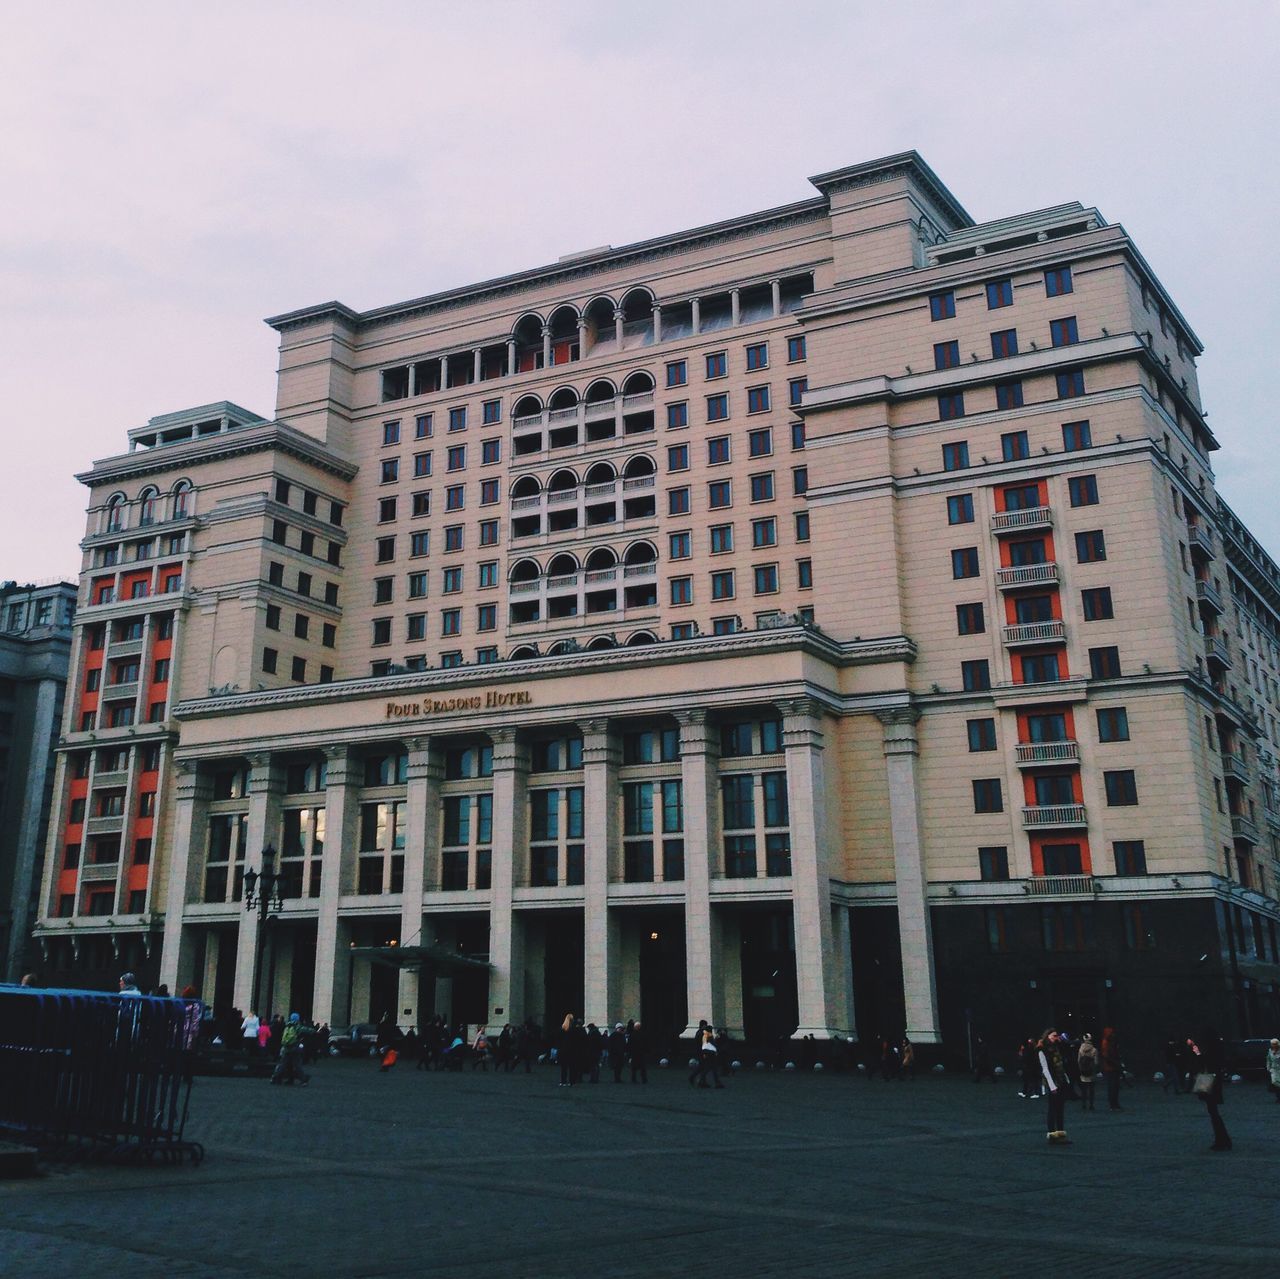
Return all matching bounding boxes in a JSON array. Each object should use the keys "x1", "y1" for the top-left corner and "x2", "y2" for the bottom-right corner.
[{"x1": 243, "y1": 844, "x2": 282, "y2": 1018}]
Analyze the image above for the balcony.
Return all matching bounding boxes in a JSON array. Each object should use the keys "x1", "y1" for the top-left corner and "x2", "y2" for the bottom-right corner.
[
  {"x1": 996, "y1": 562, "x2": 1059, "y2": 590},
  {"x1": 1025, "y1": 874, "x2": 1095, "y2": 896},
  {"x1": 1221, "y1": 751, "x2": 1250, "y2": 784},
  {"x1": 107, "y1": 637, "x2": 145, "y2": 658},
  {"x1": 1015, "y1": 740, "x2": 1080, "y2": 767},
  {"x1": 1188, "y1": 525, "x2": 1216, "y2": 561},
  {"x1": 101, "y1": 680, "x2": 139, "y2": 703},
  {"x1": 1231, "y1": 814, "x2": 1259, "y2": 845},
  {"x1": 1205, "y1": 636, "x2": 1232, "y2": 671},
  {"x1": 79, "y1": 862, "x2": 118, "y2": 882},
  {"x1": 1196, "y1": 579, "x2": 1224, "y2": 613},
  {"x1": 991, "y1": 506, "x2": 1053, "y2": 534},
  {"x1": 1022, "y1": 803, "x2": 1087, "y2": 829},
  {"x1": 94, "y1": 769, "x2": 129, "y2": 788},
  {"x1": 1002, "y1": 620, "x2": 1066, "y2": 648},
  {"x1": 85, "y1": 814, "x2": 125, "y2": 836}
]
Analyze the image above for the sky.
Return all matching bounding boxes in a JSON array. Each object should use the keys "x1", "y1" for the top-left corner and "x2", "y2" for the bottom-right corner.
[{"x1": 3, "y1": 1, "x2": 1278, "y2": 582}]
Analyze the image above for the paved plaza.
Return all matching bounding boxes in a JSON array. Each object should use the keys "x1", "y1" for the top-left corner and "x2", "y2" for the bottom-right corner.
[{"x1": 2, "y1": 1059, "x2": 1277, "y2": 1277}]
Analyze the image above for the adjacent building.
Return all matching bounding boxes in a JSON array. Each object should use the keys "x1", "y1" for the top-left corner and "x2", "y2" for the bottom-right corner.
[{"x1": 33, "y1": 153, "x2": 1280, "y2": 1057}]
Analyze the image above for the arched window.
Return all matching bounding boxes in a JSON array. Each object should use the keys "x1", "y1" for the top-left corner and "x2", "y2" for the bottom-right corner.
[
  {"x1": 508, "y1": 645, "x2": 539, "y2": 661},
  {"x1": 171, "y1": 480, "x2": 192, "y2": 519},
  {"x1": 138, "y1": 487, "x2": 158, "y2": 526},
  {"x1": 622, "y1": 369, "x2": 655, "y2": 398},
  {"x1": 105, "y1": 494, "x2": 126, "y2": 533}
]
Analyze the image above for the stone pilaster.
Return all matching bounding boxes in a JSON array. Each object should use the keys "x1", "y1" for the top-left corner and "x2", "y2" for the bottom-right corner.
[
  {"x1": 232, "y1": 752, "x2": 285, "y2": 1014},
  {"x1": 398, "y1": 737, "x2": 440, "y2": 1023},
  {"x1": 158, "y1": 760, "x2": 213, "y2": 992},
  {"x1": 312, "y1": 745, "x2": 360, "y2": 1026},
  {"x1": 487, "y1": 727, "x2": 529, "y2": 1027},
  {"x1": 581, "y1": 718, "x2": 619, "y2": 1025},
  {"x1": 677, "y1": 708, "x2": 722, "y2": 1034}
]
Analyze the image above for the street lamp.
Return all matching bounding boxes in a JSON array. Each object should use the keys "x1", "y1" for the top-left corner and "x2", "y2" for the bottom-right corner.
[{"x1": 244, "y1": 844, "x2": 282, "y2": 1018}]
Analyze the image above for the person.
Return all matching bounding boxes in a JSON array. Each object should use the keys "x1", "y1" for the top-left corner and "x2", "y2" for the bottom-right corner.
[
  {"x1": 628, "y1": 1020, "x2": 648, "y2": 1084},
  {"x1": 241, "y1": 1009, "x2": 261, "y2": 1056},
  {"x1": 19, "y1": 973, "x2": 37, "y2": 987},
  {"x1": 258, "y1": 1017, "x2": 274, "y2": 1058},
  {"x1": 688, "y1": 1020, "x2": 710, "y2": 1086},
  {"x1": 271, "y1": 1013, "x2": 310, "y2": 1086},
  {"x1": 1196, "y1": 1028, "x2": 1231, "y2": 1151},
  {"x1": 380, "y1": 1043, "x2": 399, "y2": 1072},
  {"x1": 558, "y1": 1013, "x2": 575, "y2": 1087},
  {"x1": 471, "y1": 1026, "x2": 490, "y2": 1071},
  {"x1": 1266, "y1": 1038, "x2": 1280, "y2": 1103},
  {"x1": 1037, "y1": 1028, "x2": 1072, "y2": 1145},
  {"x1": 899, "y1": 1036, "x2": 916, "y2": 1082},
  {"x1": 585, "y1": 1023, "x2": 602, "y2": 1083},
  {"x1": 153, "y1": 983, "x2": 171, "y2": 998},
  {"x1": 118, "y1": 972, "x2": 142, "y2": 997},
  {"x1": 973, "y1": 1036, "x2": 995, "y2": 1084},
  {"x1": 1019, "y1": 1037, "x2": 1041, "y2": 1099},
  {"x1": 691, "y1": 1027, "x2": 724, "y2": 1089},
  {"x1": 1077, "y1": 1033, "x2": 1099, "y2": 1112},
  {"x1": 1099, "y1": 1026, "x2": 1122, "y2": 1111},
  {"x1": 1179, "y1": 1037, "x2": 1201, "y2": 1093},
  {"x1": 1161, "y1": 1039, "x2": 1182, "y2": 1093},
  {"x1": 607, "y1": 1023, "x2": 627, "y2": 1083},
  {"x1": 495, "y1": 1024, "x2": 512, "y2": 1071}
]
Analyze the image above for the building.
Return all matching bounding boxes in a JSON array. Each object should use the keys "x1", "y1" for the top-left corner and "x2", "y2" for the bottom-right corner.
[
  {"x1": 33, "y1": 153, "x2": 1280, "y2": 1057},
  {"x1": 0, "y1": 580, "x2": 76, "y2": 980}
]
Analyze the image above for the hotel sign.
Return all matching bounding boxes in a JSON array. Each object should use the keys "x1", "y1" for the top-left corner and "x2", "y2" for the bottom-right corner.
[{"x1": 385, "y1": 689, "x2": 533, "y2": 719}]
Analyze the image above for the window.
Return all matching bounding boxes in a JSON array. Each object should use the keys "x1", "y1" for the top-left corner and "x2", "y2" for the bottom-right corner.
[
  {"x1": 948, "y1": 494, "x2": 974, "y2": 525},
  {"x1": 792, "y1": 466, "x2": 808, "y2": 495},
  {"x1": 753, "y1": 564, "x2": 779, "y2": 594},
  {"x1": 448, "y1": 406, "x2": 467, "y2": 431},
  {"x1": 1042, "y1": 843, "x2": 1083, "y2": 875},
  {"x1": 751, "y1": 518, "x2": 777, "y2": 548},
  {"x1": 707, "y1": 393, "x2": 728, "y2": 421},
  {"x1": 667, "y1": 402, "x2": 688, "y2": 429},
  {"x1": 797, "y1": 558, "x2": 812, "y2": 588},
  {"x1": 443, "y1": 566, "x2": 463, "y2": 594},
  {"x1": 748, "y1": 428, "x2": 773, "y2": 457},
  {"x1": 265, "y1": 604, "x2": 281, "y2": 630},
  {"x1": 1123, "y1": 903, "x2": 1155, "y2": 950},
  {"x1": 790, "y1": 421, "x2": 805, "y2": 450},
  {"x1": 477, "y1": 603, "x2": 497, "y2": 631},
  {"x1": 1062, "y1": 420, "x2": 1091, "y2": 452},
  {"x1": 979, "y1": 846, "x2": 1010, "y2": 880},
  {"x1": 1044, "y1": 266, "x2": 1073, "y2": 297},
  {"x1": 377, "y1": 498, "x2": 397, "y2": 525},
  {"x1": 710, "y1": 524, "x2": 734, "y2": 554},
  {"x1": 291, "y1": 656, "x2": 306, "y2": 682},
  {"x1": 441, "y1": 608, "x2": 461, "y2": 636},
  {"x1": 986, "y1": 278, "x2": 1013, "y2": 309},
  {"x1": 938, "y1": 392, "x2": 965, "y2": 421},
  {"x1": 478, "y1": 520, "x2": 498, "y2": 547},
  {"x1": 294, "y1": 613, "x2": 309, "y2": 640},
  {"x1": 956, "y1": 602, "x2": 985, "y2": 635},
  {"x1": 995, "y1": 380, "x2": 1024, "y2": 411},
  {"x1": 670, "y1": 576, "x2": 692, "y2": 605},
  {"x1": 1001, "y1": 430, "x2": 1030, "y2": 461},
  {"x1": 1068, "y1": 474, "x2": 1098, "y2": 506},
  {"x1": 1075, "y1": 530, "x2": 1106, "y2": 562},
  {"x1": 153, "y1": 658, "x2": 170, "y2": 683},
  {"x1": 1096, "y1": 706, "x2": 1129, "y2": 742},
  {"x1": 708, "y1": 436, "x2": 730, "y2": 465},
  {"x1": 322, "y1": 623, "x2": 335, "y2": 648},
  {"x1": 711, "y1": 570, "x2": 735, "y2": 600},
  {"x1": 371, "y1": 618, "x2": 391, "y2": 646},
  {"x1": 445, "y1": 485, "x2": 464, "y2": 512},
  {"x1": 262, "y1": 647, "x2": 278, "y2": 673},
  {"x1": 666, "y1": 360, "x2": 687, "y2": 387},
  {"x1": 1104, "y1": 769, "x2": 1138, "y2": 806},
  {"x1": 706, "y1": 352, "x2": 726, "y2": 379},
  {"x1": 967, "y1": 718, "x2": 997, "y2": 752},
  {"x1": 1114, "y1": 840, "x2": 1147, "y2": 875},
  {"x1": 934, "y1": 340, "x2": 960, "y2": 370},
  {"x1": 380, "y1": 458, "x2": 398, "y2": 484},
  {"x1": 745, "y1": 343, "x2": 768, "y2": 370},
  {"x1": 482, "y1": 399, "x2": 501, "y2": 425},
  {"x1": 1081, "y1": 587, "x2": 1113, "y2": 620},
  {"x1": 1090, "y1": 646, "x2": 1122, "y2": 679},
  {"x1": 480, "y1": 478, "x2": 499, "y2": 505},
  {"x1": 795, "y1": 511, "x2": 810, "y2": 541},
  {"x1": 787, "y1": 335, "x2": 806, "y2": 363},
  {"x1": 749, "y1": 473, "x2": 774, "y2": 502},
  {"x1": 709, "y1": 481, "x2": 732, "y2": 509},
  {"x1": 962, "y1": 659, "x2": 991, "y2": 691},
  {"x1": 1020, "y1": 652, "x2": 1062, "y2": 684},
  {"x1": 480, "y1": 437, "x2": 502, "y2": 466},
  {"x1": 447, "y1": 445, "x2": 466, "y2": 472},
  {"x1": 1050, "y1": 316, "x2": 1079, "y2": 347},
  {"x1": 942, "y1": 441, "x2": 969, "y2": 471},
  {"x1": 973, "y1": 779, "x2": 1004, "y2": 813},
  {"x1": 444, "y1": 526, "x2": 463, "y2": 552},
  {"x1": 668, "y1": 443, "x2": 689, "y2": 471},
  {"x1": 952, "y1": 547, "x2": 980, "y2": 578},
  {"x1": 991, "y1": 328, "x2": 1018, "y2": 359},
  {"x1": 1056, "y1": 369, "x2": 1085, "y2": 399},
  {"x1": 382, "y1": 420, "x2": 400, "y2": 446},
  {"x1": 930, "y1": 290, "x2": 956, "y2": 320},
  {"x1": 788, "y1": 377, "x2": 807, "y2": 406},
  {"x1": 669, "y1": 487, "x2": 690, "y2": 515},
  {"x1": 376, "y1": 537, "x2": 395, "y2": 563},
  {"x1": 670, "y1": 531, "x2": 691, "y2": 559},
  {"x1": 414, "y1": 452, "x2": 432, "y2": 478}
]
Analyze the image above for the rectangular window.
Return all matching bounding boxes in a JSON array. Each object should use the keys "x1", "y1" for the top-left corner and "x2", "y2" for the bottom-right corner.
[
  {"x1": 745, "y1": 343, "x2": 768, "y2": 370},
  {"x1": 1001, "y1": 430, "x2": 1030, "y2": 461},
  {"x1": 787, "y1": 335, "x2": 806, "y2": 363},
  {"x1": 478, "y1": 520, "x2": 498, "y2": 546},
  {"x1": 711, "y1": 570, "x2": 735, "y2": 600},
  {"x1": 1096, "y1": 706, "x2": 1129, "y2": 741},
  {"x1": 445, "y1": 484, "x2": 464, "y2": 511},
  {"x1": 448, "y1": 406, "x2": 467, "y2": 431},
  {"x1": 1114, "y1": 840, "x2": 1147, "y2": 875},
  {"x1": 378, "y1": 497, "x2": 397, "y2": 523},
  {"x1": 262, "y1": 647, "x2": 278, "y2": 673},
  {"x1": 751, "y1": 518, "x2": 777, "y2": 548},
  {"x1": 1089, "y1": 646, "x2": 1122, "y2": 679},
  {"x1": 747, "y1": 385, "x2": 771, "y2": 414},
  {"x1": 477, "y1": 603, "x2": 497, "y2": 631},
  {"x1": 668, "y1": 443, "x2": 689, "y2": 471},
  {"x1": 956, "y1": 602, "x2": 985, "y2": 635},
  {"x1": 441, "y1": 608, "x2": 461, "y2": 636},
  {"x1": 962, "y1": 659, "x2": 991, "y2": 691},
  {"x1": 792, "y1": 466, "x2": 807, "y2": 495},
  {"x1": 376, "y1": 537, "x2": 395, "y2": 563},
  {"x1": 667, "y1": 402, "x2": 688, "y2": 429},
  {"x1": 1044, "y1": 266, "x2": 1073, "y2": 297},
  {"x1": 996, "y1": 380, "x2": 1024, "y2": 411},
  {"x1": 415, "y1": 414, "x2": 432, "y2": 439},
  {"x1": 444, "y1": 526, "x2": 463, "y2": 552},
  {"x1": 481, "y1": 438, "x2": 501, "y2": 464},
  {"x1": 1056, "y1": 369, "x2": 1085, "y2": 399},
  {"x1": 668, "y1": 487, "x2": 690, "y2": 515},
  {"x1": 480, "y1": 478, "x2": 499, "y2": 505},
  {"x1": 443, "y1": 566, "x2": 463, "y2": 593},
  {"x1": 748, "y1": 427, "x2": 773, "y2": 458},
  {"x1": 708, "y1": 436, "x2": 730, "y2": 465},
  {"x1": 938, "y1": 392, "x2": 965, "y2": 421},
  {"x1": 706, "y1": 352, "x2": 727, "y2": 379},
  {"x1": 1123, "y1": 903, "x2": 1155, "y2": 950},
  {"x1": 790, "y1": 421, "x2": 805, "y2": 450},
  {"x1": 986, "y1": 278, "x2": 1013, "y2": 309},
  {"x1": 753, "y1": 564, "x2": 779, "y2": 594},
  {"x1": 942, "y1": 441, "x2": 969, "y2": 471},
  {"x1": 788, "y1": 377, "x2": 807, "y2": 406},
  {"x1": 670, "y1": 576, "x2": 692, "y2": 605},
  {"x1": 1020, "y1": 652, "x2": 1061, "y2": 684},
  {"x1": 410, "y1": 531, "x2": 429, "y2": 557},
  {"x1": 930, "y1": 290, "x2": 956, "y2": 320},
  {"x1": 797, "y1": 558, "x2": 812, "y2": 588},
  {"x1": 482, "y1": 399, "x2": 501, "y2": 425},
  {"x1": 991, "y1": 328, "x2": 1018, "y2": 359},
  {"x1": 1062, "y1": 420, "x2": 1092, "y2": 452},
  {"x1": 1042, "y1": 843, "x2": 1083, "y2": 875},
  {"x1": 749, "y1": 473, "x2": 774, "y2": 502},
  {"x1": 1081, "y1": 586, "x2": 1113, "y2": 620},
  {"x1": 986, "y1": 906, "x2": 1009, "y2": 952},
  {"x1": 477, "y1": 561, "x2": 498, "y2": 589},
  {"x1": 934, "y1": 340, "x2": 960, "y2": 370},
  {"x1": 1076, "y1": 530, "x2": 1107, "y2": 563},
  {"x1": 973, "y1": 778, "x2": 1004, "y2": 813},
  {"x1": 447, "y1": 445, "x2": 466, "y2": 471},
  {"x1": 380, "y1": 458, "x2": 398, "y2": 484},
  {"x1": 407, "y1": 571, "x2": 427, "y2": 599},
  {"x1": 1050, "y1": 316, "x2": 1079, "y2": 347},
  {"x1": 795, "y1": 511, "x2": 810, "y2": 541},
  {"x1": 1068, "y1": 474, "x2": 1098, "y2": 506},
  {"x1": 952, "y1": 547, "x2": 979, "y2": 578},
  {"x1": 666, "y1": 360, "x2": 687, "y2": 387},
  {"x1": 947, "y1": 494, "x2": 974, "y2": 525},
  {"x1": 669, "y1": 530, "x2": 691, "y2": 559},
  {"x1": 709, "y1": 480, "x2": 732, "y2": 509},
  {"x1": 706, "y1": 393, "x2": 728, "y2": 422},
  {"x1": 979, "y1": 846, "x2": 1010, "y2": 880},
  {"x1": 710, "y1": 524, "x2": 734, "y2": 554},
  {"x1": 1104, "y1": 769, "x2": 1138, "y2": 806},
  {"x1": 413, "y1": 452, "x2": 432, "y2": 477},
  {"x1": 967, "y1": 718, "x2": 997, "y2": 752}
]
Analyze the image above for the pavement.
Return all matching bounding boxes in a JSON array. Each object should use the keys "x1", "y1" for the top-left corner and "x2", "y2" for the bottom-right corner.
[{"x1": 2, "y1": 1059, "x2": 1277, "y2": 1278}]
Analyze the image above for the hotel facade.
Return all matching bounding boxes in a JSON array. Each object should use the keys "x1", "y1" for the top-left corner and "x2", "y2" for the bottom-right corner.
[{"x1": 34, "y1": 153, "x2": 1280, "y2": 1057}]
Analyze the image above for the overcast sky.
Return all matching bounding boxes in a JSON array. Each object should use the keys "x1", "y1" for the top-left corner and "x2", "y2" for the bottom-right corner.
[{"x1": 4, "y1": 1, "x2": 1278, "y2": 582}]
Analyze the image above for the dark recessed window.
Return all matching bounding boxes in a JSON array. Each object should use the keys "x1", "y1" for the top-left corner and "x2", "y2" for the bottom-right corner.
[
  {"x1": 930, "y1": 290, "x2": 956, "y2": 321},
  {"x1": 986, "y1": 279, "x2": 1013, "y2": 309},
  {"x1": 967, "y1": 718, "x2": 997, "y2": 752},
  {"x1": 1069, "y1": 474, "x2": 1098, "y2": 506},
  {"x1": 1044, "y1": 266, "x2": 1073, "y2": 297}
]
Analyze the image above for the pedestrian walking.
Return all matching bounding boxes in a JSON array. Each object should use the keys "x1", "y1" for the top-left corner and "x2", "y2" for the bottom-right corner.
[
  {"x1": 1100, "y1": 1026, "x2": 1123, "y2": 1111},
  {"x1": 241, "y1": 1009, "x2": 261, "y2": 1057},
  {"x1": 1018, "y1": 1037, "x2": 1041, "y2": 1099},
  {"x1": 607, "y1": 1023, "x2": 626, "y2": 1083},
  {"x1": 270, "y1": 1013, "x2": 310, "y2": 1086},
  {"x1": 1077, "y1": 1033, "x2": 1099, "y2": 1111},
  {"x1": 1193, "y1": 1028, "x2": 1231, "y2": 1152},
  {"x1": 628, "y1": 1019, "x2": 648, "y2": 1084},
  {"x1": 899, "y1": 1036, "x2": 916, "y2": 1081},
  {"x1": 690, "y1": 1027, "x2": 724, "y2": 1089},
  {"x1": 1266, "y1": 1038, "x2": 1280, "y2": 1103},
  {"x1": 1037, "y1": 1028, "x2": 1072, "y2": 1145},
  {"x1": 688, "y1": 1020, "x2": 710, "y2": 1086}
]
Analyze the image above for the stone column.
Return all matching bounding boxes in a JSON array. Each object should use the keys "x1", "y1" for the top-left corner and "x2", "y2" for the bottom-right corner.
[
  {"x1": 472, "y1": 348, "x2": 482, "y2": 384},
  {"x1": 581, "y1": 718, "x2": 619, "y2": 1025},
  {"x1": 690, "y1": 297, "x2": 701, "y2": 334},
  {"x1": 730, "y1": 288, "x2": 740, "y2": 326},
  {"x1": 158, "y1": 760, "x2": 213, "y2": 993},
  {"x1": 488, "y1": 727, "x2": 529, "y2": 1026},
  {"x1": 407, "y1": 363, "x2": 417, "y2": 398},
  {"x1": 677, "y1": 709, "x2": 722, "y2": 1035},
  {"x1": 232, "y1": 753, "x2": 284, "y2": 1015},
  {"x1": 652, "y1": 304, "x2": 662, "y2": 344},
  {"x1": 832, "y1": 901, "x2": 856, "y2": 1040},
  {"x1": 877, "y1": 708, "x2": 940, "y2": 1044},
  {"x1": 313, "y1": 745, "x2": 360, "y2": 1026},
  {"x1": 577, "y1": 318, "x2": 588, "y2": 359},
  {"x1": 440, "y1": 355, "x2": 449, "y2": 392},
  {"x1": 613, "y1": 308, "x2": 625, "y2": 349},
  {"x1": 782, "y1": 698, "x2": 850, "y2": 1038},
  {"x1": 506, "y1": 338, "x2": 516, "y2": 376},
  {"x1": 541, "y1": 324, "x2": 552, "y2": 369},
  {"x1": 770, "y1": 278, "x2": 782, "y2": 317},
  {"x1": 397, "y1": 737, "x2": 439, "y2": 1023}
]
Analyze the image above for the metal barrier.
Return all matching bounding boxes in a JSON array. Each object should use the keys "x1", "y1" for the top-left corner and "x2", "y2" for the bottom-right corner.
[{"x1": 0, "y1": 987, "x2": 204, "y2": 1164}]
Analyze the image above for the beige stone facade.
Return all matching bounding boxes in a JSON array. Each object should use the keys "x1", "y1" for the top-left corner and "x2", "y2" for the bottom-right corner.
[{"x1": 34, "y1": 153, "x2": 1280, "y2": 1052}]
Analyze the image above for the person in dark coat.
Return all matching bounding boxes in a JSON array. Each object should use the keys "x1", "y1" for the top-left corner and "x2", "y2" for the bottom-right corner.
[
  {"x1": 973, "y1": 1036, "x2": 995, "y2": 1083},
  {"x1": 1100, "y1": 1026, "x2": 1123, "y2": 1111},
  {"x1": 585, "y1": 1023, "x2": 603, "y2": 1083},
  {"x1": 1037, "y1": 1028, "x2": 1072, "y2": 1145},
  {"x1": 1197, "y1": 1028, "x2": 1232, "y2": 1151},
  {"x1": 607, "y1": 1024, "x2": 627, "y2": 1082},
  {"x1": 627, "y1": 1019, "x2": 648, "y2": 1084}
]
